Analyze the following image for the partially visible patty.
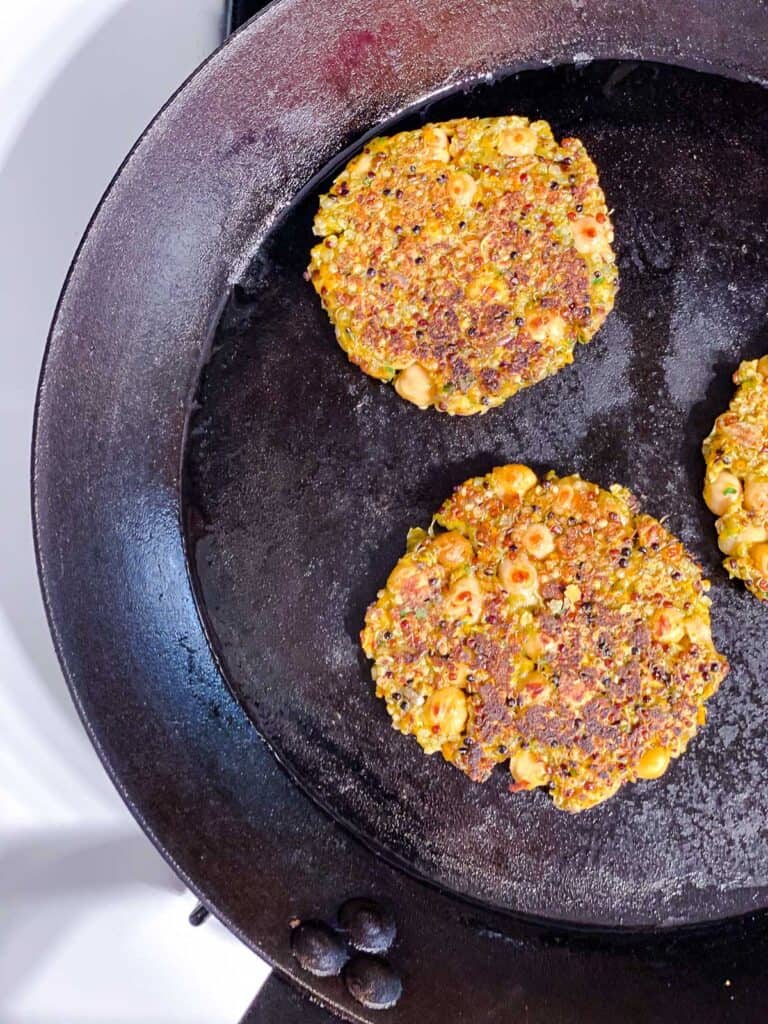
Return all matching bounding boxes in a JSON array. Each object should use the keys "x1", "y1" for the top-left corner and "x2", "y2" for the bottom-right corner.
[
  {"x1": 361, "y1": 466, "x2": 728, "y2": 812},
  {"x1": 702, "y1": 355, "x2": 768, "y2": 600},
  {"x1": 308, "y1": 117, "x2": 617, "y2": 415}
]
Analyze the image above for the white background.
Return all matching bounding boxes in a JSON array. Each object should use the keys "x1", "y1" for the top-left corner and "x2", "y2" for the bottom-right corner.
[{"x1": 0, "y1": 2, "x2": 270, "y2": 1020}]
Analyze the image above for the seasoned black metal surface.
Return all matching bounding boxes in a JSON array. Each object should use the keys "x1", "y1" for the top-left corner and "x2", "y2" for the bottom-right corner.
[{"x1": 185, "y1": 62, "x2": 768, "y2": 929}]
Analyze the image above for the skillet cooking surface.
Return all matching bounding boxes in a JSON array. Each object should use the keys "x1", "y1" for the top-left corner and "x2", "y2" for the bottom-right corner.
[{"x1": 185, "y1": 62, "x2": 768, "y2": 929}]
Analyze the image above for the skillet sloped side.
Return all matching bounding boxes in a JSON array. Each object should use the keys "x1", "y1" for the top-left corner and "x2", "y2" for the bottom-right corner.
[
  {"x1": 32, "y1": 1, "x2": 768, "y2": 1020},
  {"x1": 186, "y1": 60, "x2": 768, "y2": 929}
]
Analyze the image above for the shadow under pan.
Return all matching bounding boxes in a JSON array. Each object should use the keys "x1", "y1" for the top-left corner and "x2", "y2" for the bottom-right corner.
[{"x1": 183, "y1": 60, "x2": 768, "y2": 929}]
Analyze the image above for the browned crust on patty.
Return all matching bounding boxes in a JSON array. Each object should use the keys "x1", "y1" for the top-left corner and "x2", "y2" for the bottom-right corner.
[
  {"x1": 308, "y1": 117, "x2": 618, "y2": 414},
  {"x1": 361, "y1": 466, "x2": 729, "y2": 811},
  {"x1": 702, "y1": 356, "x2": 768, "y2": 600}
]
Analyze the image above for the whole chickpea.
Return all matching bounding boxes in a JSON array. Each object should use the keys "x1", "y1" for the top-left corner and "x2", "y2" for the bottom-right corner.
[
  {"x1": 490, "y1": 464, "x2": 537, "y2": 501},
  {"x1": 432, "y1": 531, "x2": 474, "y2": 568},
  {"x1": 394, "y1": 363, "x2": 435, "y2": 408},
  {"x1": 422, "y1": 686, "x2": 468, "y2": 740},
  {"x1": 703, "y1": 471, "x2": 742, "y2": 516},
  {"x1": 637, "y1": 746, "x2": 670, "y2": 780}
]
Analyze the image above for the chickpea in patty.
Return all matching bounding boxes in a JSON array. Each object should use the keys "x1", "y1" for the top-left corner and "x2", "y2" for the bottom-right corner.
[
  {"x1": 703, "y1": 355, "x2": 768, "y2": 600},
  {"x1": 361, "y1": 466, "x2": 728, "y2": 812},
  {"x1": 308, "y1": 117, "x2": 617, "y2": 415}
]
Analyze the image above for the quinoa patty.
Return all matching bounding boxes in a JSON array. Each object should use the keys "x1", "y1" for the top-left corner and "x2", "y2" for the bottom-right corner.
[
  {"x1": 308, "y1": 117, "x2": 617, "y2": 415},
  {"x1": 361, "y1": 466, "x2": 728, "y2": 812},
  {"x1": 703, "y1": 355, "x2": 768, "y2": 600}
]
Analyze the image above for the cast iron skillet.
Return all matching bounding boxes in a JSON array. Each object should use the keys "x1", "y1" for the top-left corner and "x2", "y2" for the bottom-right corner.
[{"x1": 33, "y1": 1, "x2": 768, "y2": 1020}]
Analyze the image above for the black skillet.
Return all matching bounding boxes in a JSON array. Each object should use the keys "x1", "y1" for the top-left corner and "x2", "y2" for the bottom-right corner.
[{"x1": 33, "y1": 1, "x2": 768, "y2": 1020}]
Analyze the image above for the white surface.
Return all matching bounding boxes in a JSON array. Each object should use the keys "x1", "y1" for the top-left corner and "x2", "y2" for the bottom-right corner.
[{"x1": 0, "y1": 2, "x2": 270, "y2": 1020}]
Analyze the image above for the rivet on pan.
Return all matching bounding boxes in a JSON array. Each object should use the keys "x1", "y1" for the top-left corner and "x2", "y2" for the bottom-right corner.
[
  {"x1": 290, "y1": 920, "x2": 349, "y2": 977},
  {"x1": 343, "y1": 954, "x2": 403, "y2": 1010},
  {"x1": 338, "y1": 898, "x2": 396, "y2": 954}
]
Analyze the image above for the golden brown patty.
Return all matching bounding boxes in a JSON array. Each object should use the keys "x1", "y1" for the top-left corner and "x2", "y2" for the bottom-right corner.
[
  {"x1": 361, "y1": 466, "x2": 728, "y2": 812},
  {"x1": 702, "y1": 355, "x2": 768, "y2": 600},
  {"x1": 308, "y1": 117, "x2": 618, "y2": 415}
]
